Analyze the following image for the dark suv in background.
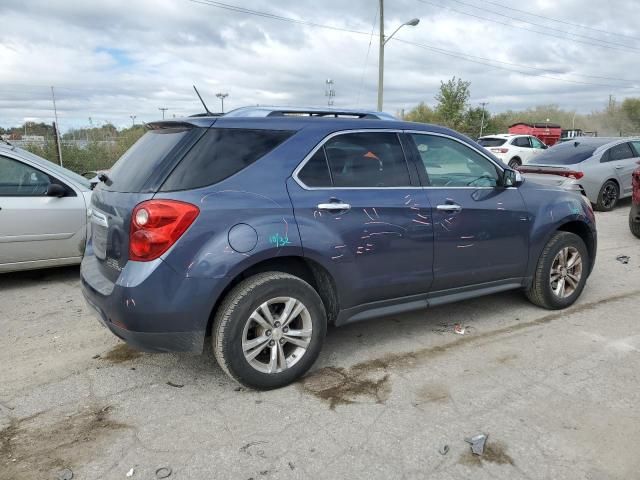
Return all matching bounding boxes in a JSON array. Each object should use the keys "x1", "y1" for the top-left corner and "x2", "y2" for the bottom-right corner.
[{"x1": 81, "y1": 107, "x2": 597, "y2": 389}]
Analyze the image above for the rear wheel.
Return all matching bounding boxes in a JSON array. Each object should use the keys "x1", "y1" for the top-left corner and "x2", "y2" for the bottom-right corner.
[
  {"x1": 526, "y1": 232, "x2": 589, "y2": 310},
  {"x1": 508, "y1": 157, "x2": 522, "y2": 169},
  {"x1": 595, "y1": 180, "x2": 619, "y2": 211},
  {"x1": 212, "y1": 272, "x2": 326, "y2": 390},
  {"x1": 630, "y1": 207, "x2": 640, "y2": 238}
]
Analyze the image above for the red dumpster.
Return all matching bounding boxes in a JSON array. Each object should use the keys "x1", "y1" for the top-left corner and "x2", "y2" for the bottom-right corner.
[{"x1": 508, "y1": 122, "x2": 562, "y2": 146}]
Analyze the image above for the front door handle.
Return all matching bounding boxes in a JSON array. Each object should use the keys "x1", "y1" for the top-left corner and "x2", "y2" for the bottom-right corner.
[
  {"x1": 317, "y1": 202, "x2": 351, "y2": 211},
  {"x1": 436, "y1": 204, "x2": 462, "y2": 212}
]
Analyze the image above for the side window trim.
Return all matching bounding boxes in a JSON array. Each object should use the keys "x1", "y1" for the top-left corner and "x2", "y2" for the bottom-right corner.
[{"x1": 292, "y1": 129, "x2": 419, "y2": 190}]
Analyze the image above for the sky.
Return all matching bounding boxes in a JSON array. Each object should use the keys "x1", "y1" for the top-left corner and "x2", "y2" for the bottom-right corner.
[{"x1": 0, "y1": 0, "x2": 639, "y2": 131}]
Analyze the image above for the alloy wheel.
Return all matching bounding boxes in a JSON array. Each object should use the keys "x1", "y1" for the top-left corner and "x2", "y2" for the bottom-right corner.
[
  {"x1": 241, "y1": 297, "x2": 312, "y2": 374},
  {"x1": 549, "y1": 246, "x2": 583, "y2": 298},
  {"x1": 602, "y1": 183, "x2": 618, "y2": 209}
]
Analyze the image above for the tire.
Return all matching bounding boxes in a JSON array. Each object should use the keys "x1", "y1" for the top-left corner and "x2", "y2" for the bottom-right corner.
[
  {"x1": 630, "y1": 208, "x2": 640, "y2": 239},
  {"x1": 595, "y1": 180, "x2": 619, "y2": 211},
  {"x1": 212, "y1": 272, "x2": 327, "y2": 390},
  {"x1": 508, "y1": 157, "x2": 522, "y2": 169},
  {"x1": 526, "y1": 232, "x2": 589, "y2": 310}
]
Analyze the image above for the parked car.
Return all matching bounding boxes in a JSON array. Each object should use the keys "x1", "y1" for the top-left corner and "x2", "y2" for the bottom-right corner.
[
  {"x1": 630, "y1": 165, "x2": 640, "y2": 238},
  {"x1": 477, "y1": 134, "x2": 548, "y2": 168},
  {"x1": 518, "y1": 137, "x2": 640, "y2": 211},
  {"x1": 81, "y1": 107, "x2": 597, "y2": 389},
  {"x1": 0, "y1": 142, "x2": 92, "y2": 273}
]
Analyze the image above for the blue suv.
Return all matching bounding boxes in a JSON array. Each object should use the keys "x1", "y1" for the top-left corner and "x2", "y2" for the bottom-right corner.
[{"x1": 81, "y1": 107, "x2": 597, "y2": 389}]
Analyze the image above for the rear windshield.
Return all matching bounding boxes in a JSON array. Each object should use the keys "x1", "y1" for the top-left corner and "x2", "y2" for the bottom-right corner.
[
  {"x1": 104, "y1": 128, "x2": 190, "y2": 192},
  {"x1": 529, "y1": 141, "x2": 597, "y2": 165},
  {"x1": 160, "y1": 128, "x2": 293, "y2": 191},
  {"x1": 478, "y1": 138, "x2": 507, "y2": 147}
]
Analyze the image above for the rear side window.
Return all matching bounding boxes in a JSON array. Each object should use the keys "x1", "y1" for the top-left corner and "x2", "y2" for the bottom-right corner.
[
  {"x1": 322, "y1": 132, "x2": 410, "y2": 187},
  {"x1": 298, "y1": 149, "x2": 332, "y2": 187},
  {"x1": 161, "y1": 128, "x2": 293, "y2": 191},
  {"x1": 478, "y1": 138, "x2": 506, "y2": 147},
  {"x1": 106, "y1": 128, "x2": 190, "y2": 192},
  {"x1": 606, "y1": 142, "x2": 634, "y2": 161}
]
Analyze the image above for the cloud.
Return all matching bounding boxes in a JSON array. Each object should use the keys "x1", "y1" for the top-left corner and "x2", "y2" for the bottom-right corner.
[{"x1": 0, "y1": 0, "x2": 638, "y2": 131}]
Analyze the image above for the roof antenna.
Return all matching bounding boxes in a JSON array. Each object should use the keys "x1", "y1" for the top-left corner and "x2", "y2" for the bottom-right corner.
[{"x1": 193, "y1": 85, "x2": 213, "y2": 115}]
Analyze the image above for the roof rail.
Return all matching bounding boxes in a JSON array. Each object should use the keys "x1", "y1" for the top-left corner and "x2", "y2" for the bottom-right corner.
[{"x1": 223, "y1": 106, "x2": 396, "y2": 121}]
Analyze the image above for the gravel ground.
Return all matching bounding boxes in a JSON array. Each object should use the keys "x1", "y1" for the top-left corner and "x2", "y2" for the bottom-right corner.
[{"x1": 1, "y1": 202, "x2": 639, "y2": 480}]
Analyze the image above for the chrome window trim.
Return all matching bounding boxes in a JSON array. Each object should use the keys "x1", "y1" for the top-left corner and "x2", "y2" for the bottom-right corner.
[{"x1": 292, "y1": 129, "x2": 510, "y2": 191}]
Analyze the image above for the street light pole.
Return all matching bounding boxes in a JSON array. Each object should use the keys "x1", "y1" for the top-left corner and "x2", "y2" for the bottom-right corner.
[
  {"x1": 130, "y1": 115, "x2": 136, "y2": 127},
  {"x1": 376, "y1": 1, "x2": 419, "y2": 111},
  {"x1": 479, "y1": 102, "x2": 489, "y2": 137},
  {"x1": 216, "y1": 93, "x2": 229, "y2": 113},
  {"x1": 159, "y1": 107, "x2": 168, "y2": 120}
]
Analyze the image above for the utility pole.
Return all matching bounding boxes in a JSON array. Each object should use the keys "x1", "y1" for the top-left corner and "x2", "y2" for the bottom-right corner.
[
  {"x1": 50, "y1": 86, "x2": 63, "y2": 166},
  {"x1": 159, "y1": 107, "x2": 168, "y2": 120},
  {"x1": 325, "y1": 79, "x2": 335, "y2": 106},
  {"x1": 377, "y1": 0, "x2": 385, "y2": 112},
  {"x1": 130, "y1": 115, "x2": 136, "y2": 127},
  {"x1": 479, "y1": 102, "x2": 489, "y2": 137},
  {"x1": 216, "y1": 93, "x2": 229, "y2": 113}
]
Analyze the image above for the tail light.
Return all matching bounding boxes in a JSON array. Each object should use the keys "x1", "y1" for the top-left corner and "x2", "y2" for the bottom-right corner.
[
  {"x1": 491, "y1": 148, "x2": 509, "y2": 154},
  {"x1": 517, "y1": 166, "x2": 584, "y2": 180},
  {"x1": 129, "y1": 200, "x2": 199, "y2": 261}
]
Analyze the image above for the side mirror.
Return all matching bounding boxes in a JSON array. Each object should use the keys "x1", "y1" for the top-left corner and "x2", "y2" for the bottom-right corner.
[
  {"x1": 502, "y1": 169, "x2": 523, "y2": 187},
  {"x1": 46, "y1": 183, "x2": 66, "y2": 197}
]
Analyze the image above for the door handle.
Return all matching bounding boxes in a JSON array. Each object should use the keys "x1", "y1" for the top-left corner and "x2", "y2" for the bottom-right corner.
[
  {"x1": 436, "y1": 204, "x2": 462, "y2": 212},
  {"x1": 317, "y1": 202, "x2": 351, "y2": 211},
  {"x1": 615, "y1": 165, "x2": 624, "y2": 170}
]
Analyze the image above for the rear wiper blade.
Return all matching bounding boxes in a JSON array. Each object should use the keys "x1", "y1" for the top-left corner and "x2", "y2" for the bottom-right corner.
[{"x1": 97, "y1": 172, "x2": 112, "y2": 186}]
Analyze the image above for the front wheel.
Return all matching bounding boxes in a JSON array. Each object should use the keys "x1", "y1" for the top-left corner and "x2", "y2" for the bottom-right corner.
[
  {"x1": 212, "y1": 272, "x2": 327, "y2": 390},
  {"x1": 526, "y1": 232, "x2": 589, "y2": 310},
  {"x1": 595, "y1": 180, "x2": 619, "y2": 211}
]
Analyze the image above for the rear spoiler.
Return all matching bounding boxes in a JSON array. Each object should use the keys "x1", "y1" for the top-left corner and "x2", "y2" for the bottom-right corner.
[{"x1": 145, "y1": 118, "x2": 217, "y2": 130}]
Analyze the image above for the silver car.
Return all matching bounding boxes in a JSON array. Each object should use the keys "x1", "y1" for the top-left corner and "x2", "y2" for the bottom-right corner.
[
  {"x1": 518, "y1": 137, "x2": 640, "y2": 211},
  {"x1": 0, "y1": 142, "x2": 92, "y2": 272}
]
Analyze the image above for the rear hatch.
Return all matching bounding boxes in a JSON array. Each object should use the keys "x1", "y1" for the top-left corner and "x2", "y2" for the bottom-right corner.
[{"x1": 89, "y1": 122, "x2": 209, "y2": 283}]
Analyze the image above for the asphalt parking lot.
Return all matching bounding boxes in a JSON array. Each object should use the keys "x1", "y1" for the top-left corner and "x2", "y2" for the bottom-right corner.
[{"x1": 1, "y1": 202, "x2": 639, "y2": 480}]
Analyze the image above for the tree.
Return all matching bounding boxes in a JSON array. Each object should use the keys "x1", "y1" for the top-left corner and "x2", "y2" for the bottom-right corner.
[
  {"x1": 621, "y1": 98, "x2": 640, "y2": 131},
  {"x1": 434, "y1": 77, "x2": 471, "y2": 129},
  {"x1": 404, "y1": 102, "x2": 437, "y2": 124}
]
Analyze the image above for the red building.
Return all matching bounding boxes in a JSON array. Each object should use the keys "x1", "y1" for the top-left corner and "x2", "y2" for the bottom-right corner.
[{"x1": 508, "y1": 122, "x2": 562, "y2": 146}]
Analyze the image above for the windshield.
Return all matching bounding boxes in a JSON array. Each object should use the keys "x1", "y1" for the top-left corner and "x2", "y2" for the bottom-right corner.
[
  {"x1": 529, "y1": 141, "x2": 598, "y2": 165},
  {"x1": 478, "y1": 138, "x2": 507, "y2": 147}
]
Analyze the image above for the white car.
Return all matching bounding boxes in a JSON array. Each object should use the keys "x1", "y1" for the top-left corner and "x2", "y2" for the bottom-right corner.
[
  {"x1": 478, "y1": 134, "x2": 548, "y2": 168},
  {"x1": 0, "y1": 142, "x2": 92, "y2": 273}
]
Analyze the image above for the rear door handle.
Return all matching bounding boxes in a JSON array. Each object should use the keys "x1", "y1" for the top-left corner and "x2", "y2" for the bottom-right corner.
[
  {"x1": 436, "y1": 204, "x2": 462, "y2": 212},
  {"x1": 615, "y1": 165, "x2": 624, "y2": 170},
  {"x1": 317, "y1": 202, "x2": 351, "y2": 211}
]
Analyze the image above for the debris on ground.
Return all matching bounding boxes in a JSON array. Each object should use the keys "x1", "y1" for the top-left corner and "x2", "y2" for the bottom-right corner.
[
  {"x1": 454, "y1": 324, "x2": 466, "y2": 335},
  {"x1": 166, "y1": 381, "x2": 184, "y2": 388},
  {"x1": 57, "y1": 468, "x2": 73, "y2": 480},
  {"x1": 92, "y1": 354, "x2": 100, "y2": 359},
  {"x1": 465, "y1": 433, "x2": 488, "y2": 455},
  {"x1": 439, "y1": 444, "x2": 450, "y2": 455},
  {"x1": 616, "y1": 255, "x2": 630, "y2": 264},
  {"x1": 155, "y1": 467, "x2": 172, "y2": 478},
  {"x1": 126, "y1": 468, "x2": 135, "y2": 477}
]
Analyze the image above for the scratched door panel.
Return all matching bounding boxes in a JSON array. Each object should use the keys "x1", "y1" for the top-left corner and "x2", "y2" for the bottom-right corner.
[{"x1": 287, "y1": 178, "x2": 434, "y2": 309}]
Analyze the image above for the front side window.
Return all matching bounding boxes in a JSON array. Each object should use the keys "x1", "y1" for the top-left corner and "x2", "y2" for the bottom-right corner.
[
  {"x1": 410, "y1": 134, "x2": 500, "y2": 188},
  {"x1": 322, "y1": 132, "x2": 411, "y2": 188},
  {"x1": 0, "y1": 156, "x2": 51, "y2": 196},
  {"x1": 531, "y1": 137, "x2": 546, "y2": 149},
  {"x1": 631, "y1": 141, "x2": 640, "y2": 156},
  {"x1": 607, "y1": 142, "x2": 634, "y2": 162},
  {"x1": 512, "y1": 137, "x2": 532, "y2": 148}
]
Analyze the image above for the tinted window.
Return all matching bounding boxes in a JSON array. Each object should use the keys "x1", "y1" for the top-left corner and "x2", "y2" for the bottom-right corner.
[
  {"x1": 411, "y1": 134, "x2": 500, "y2": 187},
  {"x1": 298, "y1": 149, "x2": 332, "y2": 187},
  {"x1": 478, "y1": 138, "x2": 507, "y2": 147},
  {"x1": 106, "y1": 128, "x2": 190, "y2": 192},
  {"x1": 529, "y1": 141, "x2": 598, "y2": 165},
  {"x1": 162, "y1": 128, "x2": 293, "y2": 191},
  {"x1": 0, "y1": 156, "x2": 51, "y2": 196},
  {"x1": 323, "y1": 132, "x2": 410, "y2": 187},
  {"x1": 607, "y1": 142, "x2": 634, "y2": 161},
  {"x1": 531, "y1": 137, "x2": 546, "y2": 149},
  {"x1": 512, "y1": 137, "x2": 531, "y2": 148}
]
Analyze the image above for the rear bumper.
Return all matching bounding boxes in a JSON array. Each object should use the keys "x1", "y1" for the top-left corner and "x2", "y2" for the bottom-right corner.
[{"x1": 81, "y1": 254, "x2": 223, "y2": 353}]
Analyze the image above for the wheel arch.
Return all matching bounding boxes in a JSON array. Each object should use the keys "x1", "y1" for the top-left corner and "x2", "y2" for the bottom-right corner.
[
  {"x1": 205, "y1": 256, "x2": 339, "y2": 336},
  {"x1": 557, "y1": 220, "x2": 596, "y2": 273}
]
